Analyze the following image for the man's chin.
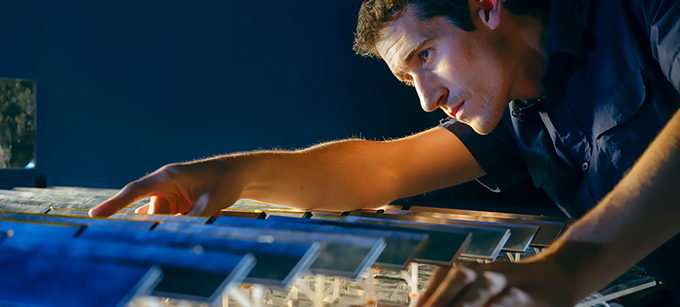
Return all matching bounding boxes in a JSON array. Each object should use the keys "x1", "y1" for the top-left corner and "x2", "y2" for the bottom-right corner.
[
  {"x1": 472, "y1": 127, "x2": 493, "y2": 135},
  {"x1": 466, "y1": 117, "x2": 502, "y2": 135}
]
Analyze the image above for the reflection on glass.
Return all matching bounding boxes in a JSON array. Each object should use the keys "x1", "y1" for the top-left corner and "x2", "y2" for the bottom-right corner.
[{"x1": 0, "y1": 79, "x2": 36, "y2": 169}]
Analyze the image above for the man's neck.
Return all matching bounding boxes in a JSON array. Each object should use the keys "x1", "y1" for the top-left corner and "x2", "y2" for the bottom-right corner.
[{"x1": 503, "y1": 11, "x2": 550, "y2": 100}]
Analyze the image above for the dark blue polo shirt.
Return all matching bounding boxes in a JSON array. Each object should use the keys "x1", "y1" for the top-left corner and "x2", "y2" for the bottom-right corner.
[{"x1": 441, "y1": 0, "x2": 680, "y2": 218}]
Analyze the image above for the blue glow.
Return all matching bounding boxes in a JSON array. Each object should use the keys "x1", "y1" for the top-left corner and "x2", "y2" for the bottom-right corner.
[{"x1": 25, "y1": 162, "x2": 35, "y2": 169}]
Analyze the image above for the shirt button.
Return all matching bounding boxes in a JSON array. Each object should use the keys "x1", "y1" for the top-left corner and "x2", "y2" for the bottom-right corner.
[
  {"x1": 581, "y1": 162, "x2": 590, "y2": 171},
  {"x1": 552, "y1": 104, "x2": 564, "y2": 113}
]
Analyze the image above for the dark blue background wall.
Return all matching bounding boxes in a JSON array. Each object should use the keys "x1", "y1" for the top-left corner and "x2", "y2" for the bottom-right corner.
[{"x1": 0, "y1": 1, "x2": 442, "y2": 188}]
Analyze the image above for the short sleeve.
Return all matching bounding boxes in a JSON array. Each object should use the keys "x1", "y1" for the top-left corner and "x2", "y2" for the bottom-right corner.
[
  {"x1": 634, "y1": 0, "x2": 680, "y2": 92},
  {"x1": 438, "y1": 113, "x2": 531, "y2": 193}
]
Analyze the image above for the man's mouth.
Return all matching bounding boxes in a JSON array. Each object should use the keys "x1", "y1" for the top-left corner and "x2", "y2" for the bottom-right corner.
[{"x1": 445, "y1": 101, "x2": 465, "y2": 120}]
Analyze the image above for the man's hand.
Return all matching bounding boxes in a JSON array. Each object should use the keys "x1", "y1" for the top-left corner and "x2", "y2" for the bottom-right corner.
[
  {"x1": 418, "y1": 255, "x2": 578, "y2": 307},
  {"x1": 89, "y1": 158, "x2": 243, "y2": 217}
]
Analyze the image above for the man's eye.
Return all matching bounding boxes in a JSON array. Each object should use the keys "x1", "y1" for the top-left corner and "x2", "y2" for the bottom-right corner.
[{"x1": 419, "y1": 49, "x2": 430, "y2": 62}]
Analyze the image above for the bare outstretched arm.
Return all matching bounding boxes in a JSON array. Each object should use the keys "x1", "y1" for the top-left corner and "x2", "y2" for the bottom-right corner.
[{"x1": 89, "y1": 127, "x2": 484, "y2": 217}]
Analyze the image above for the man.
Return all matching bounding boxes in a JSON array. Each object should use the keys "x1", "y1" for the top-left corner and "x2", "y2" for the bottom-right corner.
[{"x1": 90, "y1": 0, "x2": 680, "y2": 305}]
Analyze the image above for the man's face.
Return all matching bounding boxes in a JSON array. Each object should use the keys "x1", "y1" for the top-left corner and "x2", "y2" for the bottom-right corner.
[{"x1": 376, "y1": 5, "x2": 515, "y2": 135}]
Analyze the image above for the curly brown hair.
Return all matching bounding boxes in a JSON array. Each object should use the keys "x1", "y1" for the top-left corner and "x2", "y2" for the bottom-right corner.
[
  {"x1": 353, "y1": 0, "x2": 474, "y2": 58},
  {"x1": 353, "y1": 0, "x2": 549, "y2": 58}
]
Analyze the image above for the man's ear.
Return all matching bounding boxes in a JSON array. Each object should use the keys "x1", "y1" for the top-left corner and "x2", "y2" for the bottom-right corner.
[{"x1": 476, "y1": 0, "x2": 502, "y2": 30}]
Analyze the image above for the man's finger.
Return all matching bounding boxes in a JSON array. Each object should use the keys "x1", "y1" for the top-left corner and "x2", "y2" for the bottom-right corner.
[
  {"x1": 89, "y1": 178, "x2": 162, "y2": 217},
  {"x1": 148, "y1": 196, "x2": 171, "y2": 214},
  {"x1": 185, "y1": 191, "x2": 237, "y2": 217},
  {"x1": 185, "y1": 193, "x2": 210, "y2": 216},
  {"x1": 452, "y1": 271, "x2": 507, "y2": 307},
  {"x1": 421, "y1": 266, "x2": 477, "y2": 307},
  {"x1": 419, "y1": 266, "x2": 452, "y2": 306},
  {"x1": 485, "y1": 287, "x2": 533, "y2": 307},
  {"x1": 134, "y1": 204, "x2": 150, "y2": 214}
]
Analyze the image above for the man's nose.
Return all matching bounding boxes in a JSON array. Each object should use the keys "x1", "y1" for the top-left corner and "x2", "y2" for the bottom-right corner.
[{"x1": 415, "y1": 77, "x2": 448, "y2": 113}]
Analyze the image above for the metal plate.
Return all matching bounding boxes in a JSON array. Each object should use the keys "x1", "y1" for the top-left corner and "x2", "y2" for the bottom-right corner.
[
  {"x1": 47, "y1": 207, "x2": 213, "y2": 225},
  {"x1": 0, "y1": 233, "x2": 255, "y2": 303},
  {"x1": 219, "y1": 211, "x2": 266, "y2": 219},
  {"x1": 23, "y1": 186, "x2": 120, "y2": 197},
  {"x1": 8, "y1": 187, "x2": 149, "y2": 207},
  {"x1": 388, "y1": 208, "x2": 569, "y2": 247},
  {"x1": 0, "y1": 250, "x2": 161, "y2": 307},
  {"x1": 0, "y1": 189, "x2": 111, "y2": 210},
  {"x1": 0, "y1": 218, "x2": 84, "y2": 237},
  {"x1": 0, "y1": 202, "x2": 49, "y2": 213},
  {"x1": 307, "y1": 214, "x2": 495, "y2": 262},
  {"x1": 80, "y1": 225, "x2": 319, "y2": 288},
  {"x1": 9, "y1": 187, "x2": 111, "y2": 199},
  {"x1": 214, "y1": 215, "x2": 426, "y2": 270},
  {"x1": 352, "y1": 211, "x2": 538, "y2": 252},
  {"x1": 407, "y1": 206, "x2": 570, "y2": 221},
  {"x1": 156, "y1": 221, "x2": 387, "y2": 278},
  {"x1": 0, "y1": 211, "x2": 156, "y2": 231},
  {"x1": 0, "y1": 233, "x2": 253, "y2": 274}
]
